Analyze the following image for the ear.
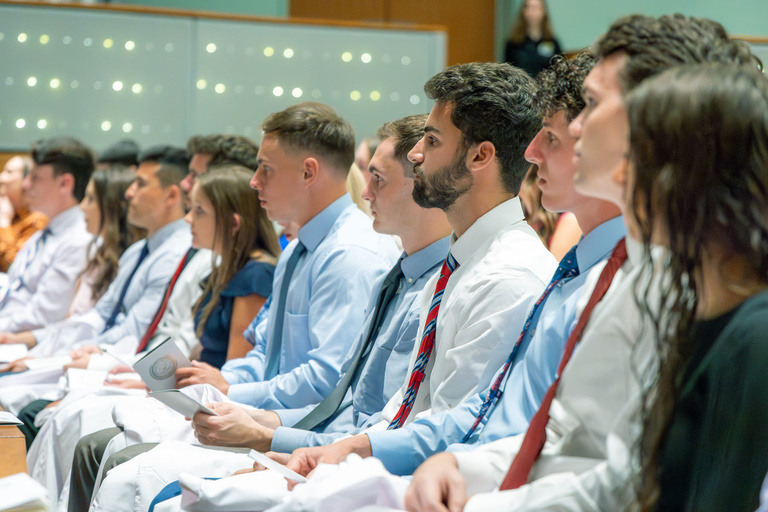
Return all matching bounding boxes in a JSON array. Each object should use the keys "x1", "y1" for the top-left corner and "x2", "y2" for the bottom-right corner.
[
  {"x1": 302, "y1": 157, "x2": 320, "y2": 187},
  {"x1": 612, "y1": 156, "x2": 629, "y2": 188},
  {"x1": 467, "y1": 141, "x2": 496, "y2": 173},
  {"x1": 165, "y1": 183, "x2": 182, "y2": 206},
  {"x1": 59, "y1": 172, "x2": 75, "y2": 196},
  {"x1": 232, "y1": 213, "x2": 241, "y2": 235}
]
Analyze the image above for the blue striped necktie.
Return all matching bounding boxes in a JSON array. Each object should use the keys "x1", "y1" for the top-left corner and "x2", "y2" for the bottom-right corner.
[{"x1": 461, "y1": 245, "x2": 579, "y2": 442}]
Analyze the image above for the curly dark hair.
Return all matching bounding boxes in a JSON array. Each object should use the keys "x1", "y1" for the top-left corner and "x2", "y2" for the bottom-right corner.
[
  {"x1": 186, "y1": 134, "x2": 260, "y2": 172},
  {"x1": 596, "y1": 13, "x2": 761, "y2": 93},
  {"x1": 533, "y1": 50, "x2": 596, "y2": 122},
  {"x1": 424, "y1": 62, "x2": 540, "y2": 195},
  {"x1": 629, "y1": 64, "x2": 768, "y2": 510}
]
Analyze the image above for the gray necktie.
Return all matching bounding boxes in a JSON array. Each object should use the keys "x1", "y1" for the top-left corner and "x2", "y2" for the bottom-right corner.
[
  {"x1": 264, "y1": 241, "x2": 307, "y2": 379},
  {"x1": 293, "y1": 259, "x2": 404, "y2": 431}
]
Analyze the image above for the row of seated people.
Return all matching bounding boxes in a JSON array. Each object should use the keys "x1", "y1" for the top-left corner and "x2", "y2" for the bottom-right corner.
[{"x1": 1, "y1": 11, "x2": 768, "y2": 512}]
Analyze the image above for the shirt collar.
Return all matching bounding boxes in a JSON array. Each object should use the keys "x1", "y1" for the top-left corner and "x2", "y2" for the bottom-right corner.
[
  {"x1": 47, "y1": 205, "x2": 84, "y2": 235},
  {"x1": 146, "y1": 217, "x2": 188, "y2": 253},
  {"x1": 400, "y1": 236, "x2": 451, "y2": 285},
  {"x1": 449, "y1": 197, "x2": 525, "y2": 265},
  {"x1": 573, "y1": 215, "x2": 626, "y2": 272},
  {"x1": 297, "y1": 194, "x2": 353, "y2": 252}
]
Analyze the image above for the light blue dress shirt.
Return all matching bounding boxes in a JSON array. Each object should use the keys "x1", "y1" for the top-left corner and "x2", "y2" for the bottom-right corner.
[
  {"x1": 270, "y1": 236, "x2": 450, "y2": 452},
  {"x1": 367, "y1": 216, "x2": 626, "y2": 475},
  {"x1": 223, "y1": 195, "x2": 399, "y2": 410},
  {"x1": 31, "y1": 218, "x2": 191, "y2": 351}
]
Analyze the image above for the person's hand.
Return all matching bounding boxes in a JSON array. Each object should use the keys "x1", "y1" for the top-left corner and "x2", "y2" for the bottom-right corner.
[
  {"x1": 64, "y1": 354, "x2": 91, "y2": 370},
  {"x1": 0, "y1": 196, "x2": 14, "y2": 228},
  {"x1": 175, "y1": 361, "x2": 230, "y2": 394},
  {"x1": 0, "y1": 331, "x2": 36, "y2": 348},
  {"x1": 192, "y1": 402, "x2": 274, "y2": 451},
  {"x1": 283, "y1": 435, "x2": 372, "y2": 489},
  {"x1": 69, "y1": 345, "x2": 102, "y2": 360},
  {"x1": 404, "y1": 453, "x2": 469, "y2": 512},
  {"x1": 248, "y1": 409, "x2": 282, "y2": 429},
  {"x1": 0, "y1": 356, "x2": 30, "y2": 372},
  {"x1": 108, "y1": 365, "x2": 136, "y2": 375}
]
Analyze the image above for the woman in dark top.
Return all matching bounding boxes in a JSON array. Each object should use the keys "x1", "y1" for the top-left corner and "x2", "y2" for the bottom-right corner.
[
  {"x1": 185, "y1": 165, "x2": 280, "y2": 368},
  {"x1": 504, "y1": 0, "x2": 562, "y2": 77},
  {"x1": 626, "y1": 64, "x2": 768, "y2": 511}
]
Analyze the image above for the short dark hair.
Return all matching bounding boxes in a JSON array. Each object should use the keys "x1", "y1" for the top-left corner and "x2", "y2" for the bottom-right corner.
[
  {"x1": 534, "y1": 51, "x2": 596, "y2": 122},
  {"x1": 596, "y1": 13, "x2": 760, "y2": 93},
  {"x1": 98, "y1": 139, "x2": 140, "y2": 167},
  {"x1": 30, "y1": 137, "x2": 95, "y2": 202},
  {"x1": 138, "y1": 145, "x2": 189, "y2": 188},
  {"x1": 186, "y1": 134, "x2": 260, "y2": 172},
  {"x1": 376, "y1": 114, "x2": 429, "y2": 177},
  {"x1": 261, "y1": 102, "x2": 355, "y2": 176},
  {"x1": 424, "y1": 62, "x2": 540, "y2": 195}
]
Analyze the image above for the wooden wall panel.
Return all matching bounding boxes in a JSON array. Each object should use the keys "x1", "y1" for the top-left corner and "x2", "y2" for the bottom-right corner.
[
  {"x1": 290, "y1": 0, "x2": 494, "y2": 66},
  {"x1": 289, "y1": 0, "x2": 387, "y2": 24}
]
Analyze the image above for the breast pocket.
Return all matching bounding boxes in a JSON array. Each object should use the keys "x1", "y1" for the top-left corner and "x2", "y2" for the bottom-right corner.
[{"x1": 282, "y1": 312, "x2": 310, "y2": 367}]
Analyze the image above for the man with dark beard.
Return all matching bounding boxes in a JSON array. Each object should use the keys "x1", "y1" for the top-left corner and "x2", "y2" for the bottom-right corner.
[{"x1": 274, "y1": 62, "x2": 559, "y2": 478}]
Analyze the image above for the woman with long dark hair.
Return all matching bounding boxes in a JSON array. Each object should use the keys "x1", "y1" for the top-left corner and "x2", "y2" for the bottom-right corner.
[
  {"x1": 628, "y1": 63, "x2": 768, "y2": 511},
  {"x1": 186, "y1": 165, "x2": 280, "y2": 368},
  {"x1": 70, "y1": 167, "x2": 139, "y2": 314}
]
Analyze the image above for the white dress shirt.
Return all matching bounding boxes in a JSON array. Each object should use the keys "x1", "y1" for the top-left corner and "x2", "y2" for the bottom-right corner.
[
  {"x1": 29, "y1": 218, "x2": 192, "y2": 356},
  {"x1": 455, "y1": 238, "x2": 662, "y2": 512},
  {"x1": 0, "y1": 205, "x2": 91, "y2": 332},
  {"x1": 370, "y1": 198, "x2": 557, "y2": 430}
]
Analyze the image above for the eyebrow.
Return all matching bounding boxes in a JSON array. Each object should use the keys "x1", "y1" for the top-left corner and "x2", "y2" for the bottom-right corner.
[{"x1": 423, "y1": 125, "x2": 440, "y2": 134}]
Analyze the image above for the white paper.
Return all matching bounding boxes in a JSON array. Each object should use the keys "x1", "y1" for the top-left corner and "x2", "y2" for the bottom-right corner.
[
  {"x1": 0, "y1": 344, "x2": 28, "y2": 363},
  {"x1": 133, "y1": 337, "x2": 191, "y2": 391},
  {"x1": 65, "y1": 368, "x2": 108, "y2": 391},
  {"x1": 0, "y1": 411, "x2": 22, "y2": 425},
  {"x1": 0, "y1": 472, "x2": 50, "y2": 511},
  {"x1": 149, "y1": 389, "x2": 218, "y2": 418},
  {"x1": 24, "y1": 357, "x2": 71, "y2": 371},
  {"x1": 248, "y1": 449, "x2": 308, "y2": 483}
]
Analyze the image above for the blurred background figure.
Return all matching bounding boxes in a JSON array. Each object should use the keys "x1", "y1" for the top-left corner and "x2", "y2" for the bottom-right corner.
[
  {"x1": 0, "y1": 156, "x2": 48, "y2": 273},
  {"x1": 96, "y1": 139, "x2": 140, "y2": 172},
  {"x1": 504, "y1": 0, "x2": 562, "y2": 77},
  {"x1": 518, "y1": 164, "x2": 581, "y2": 260}
]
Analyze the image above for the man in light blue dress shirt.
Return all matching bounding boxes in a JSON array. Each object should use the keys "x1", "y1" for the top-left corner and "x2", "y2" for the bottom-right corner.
[
  {"x1": 185, "y1": 115, "x2": 453, "y2": 454},
  {"x1": 275, "y1": 53, "x2": 624, "y2": 485}
]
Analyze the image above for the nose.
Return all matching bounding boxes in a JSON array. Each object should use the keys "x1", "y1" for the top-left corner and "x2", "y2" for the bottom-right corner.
[
  {"x1": 250, "y1": 168, "x2": 263, "y2": 191},
  {"x1": 361, "y1": 173, "x2": 374, "y2": 202},
  {"x1": 125, "y1": 181, "x2": 136, "y2": 200},
  {"x1": 407, "y1": 138, "x2": 425, "y2": 165},
  {"x1": 524, "y1": 131, "x2": 544, "y2": 165},
  {"x1": 568, "y1": 111, "x2": 584, "y2": 139},
  {"x1": 180, "y1": 172, "x2": 194, "y2": 194},
  {"x1": 184, "y1": 209, "x2": 193, "y2": 225},
  {"x1": 21, "y1": 174, "x2": 31, "y2": 191}
]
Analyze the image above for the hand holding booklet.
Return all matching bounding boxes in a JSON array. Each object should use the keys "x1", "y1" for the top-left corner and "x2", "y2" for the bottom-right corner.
[
  {"x1": 132, "y1": 336, "x2": 191, "y2": 391},
  {"x1": 149, "y1": 390, "x2": 219, "y2": 418}
]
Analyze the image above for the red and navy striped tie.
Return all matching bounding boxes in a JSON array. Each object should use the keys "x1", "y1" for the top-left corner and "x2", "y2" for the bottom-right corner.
[{"x1": 388, "y1": 251, "x2": 459, "y2": 429}]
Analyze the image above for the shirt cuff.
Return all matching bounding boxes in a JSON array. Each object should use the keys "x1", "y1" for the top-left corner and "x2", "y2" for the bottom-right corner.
[
  {"x1": 227, "y1": 381, "x2": 266, "y2": 406},
  {"x1": 274, "y1": 406, "x2": 314, "y2": 428},
  {"x1": 368, "y1": 428, "x2": 420, "y2": 476},
  {"x1": 270, "y1": 426, "x2": 313, "y2": 453}
]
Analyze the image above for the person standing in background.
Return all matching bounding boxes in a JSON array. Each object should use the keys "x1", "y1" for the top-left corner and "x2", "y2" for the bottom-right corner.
[{"x1": 504, "y1": 0, "x2": 562, "y2": 77}]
